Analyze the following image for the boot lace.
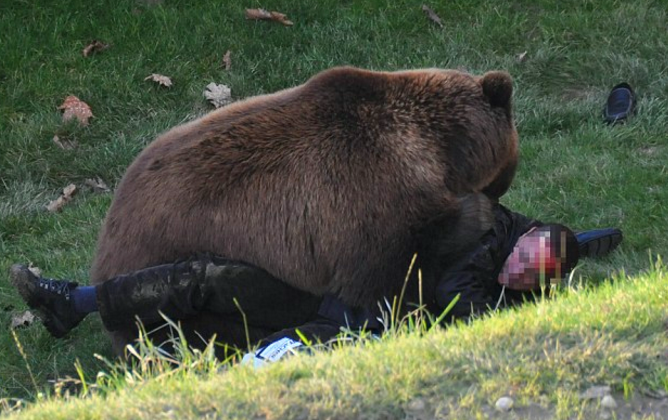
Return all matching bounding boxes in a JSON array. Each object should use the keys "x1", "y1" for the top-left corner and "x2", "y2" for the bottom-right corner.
[{"x1": 39, "y1": 279, "x2": 74, "y2": 300}]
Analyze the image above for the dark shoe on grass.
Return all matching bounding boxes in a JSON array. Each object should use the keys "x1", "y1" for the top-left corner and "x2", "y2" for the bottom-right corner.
[
  {"x1": 9, "y1": 264, "x2": 85, "y2": 338},
  {"x1": 576, "y1": 228, "x2": 623, "y2": 259},
  {"x1": 604, "y1": 83, "x2": 635, "y2": 124}
]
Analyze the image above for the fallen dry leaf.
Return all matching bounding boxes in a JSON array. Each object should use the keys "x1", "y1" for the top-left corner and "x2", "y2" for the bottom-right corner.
[
  {"x1": 47, "y1": 184, "x2": 77, "y2": 212},
  {"x1": 27, "y1": 264, "x2": 42, "y2": 278},
  {"x1": 204, "y1": 82, "x2": 232, "y2": 108},
  {"x1": 52, "y1": 135, "x2": 77, "y2": 150},
  {"x1": 422, "y1": 5, "x2": 443, "y2": 28},
  {"x1": 517, "y1": 51, "x2": 528, "y2": 62},
  {"x1": 84, "y1": 177, "x2": 111, "y2": 193},
  {"x1": 58, "y1": 96, "x2": 93, "y2": 126},
  {"x1": 245, "y1": 8, "x2": 271, "y2": 19},
  {"x1": 144, "y1": 73, "x2": 173, "y2": 87},
  {"x1": 11, "y1": 311, "x2": 35, "y2": 329},
  {"x1": 82, "y1": 40, "x2": 110, "y2": 57},
  {"x1": 222, "y1": 50, "x2": 232, "y2": 70},
  {"x1": 245, "y1": 8, "x2": 293, "y2": 26},
  {"x1": 52, "y1": 135, "x2": 65, "y2": 148}
]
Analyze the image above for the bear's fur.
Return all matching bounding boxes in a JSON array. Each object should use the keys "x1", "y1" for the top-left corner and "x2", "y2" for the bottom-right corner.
[{"x1": 90, "y1": 66, "x2": 518, "y2": 353}]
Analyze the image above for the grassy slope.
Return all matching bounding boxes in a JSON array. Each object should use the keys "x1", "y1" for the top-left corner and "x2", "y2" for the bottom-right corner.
[
  {"x1": 8, "y1": 264, "x2": 668, "y2": 419},
  {"x1": 0, "y1": 0, "x2": 667, "y2": 416}
]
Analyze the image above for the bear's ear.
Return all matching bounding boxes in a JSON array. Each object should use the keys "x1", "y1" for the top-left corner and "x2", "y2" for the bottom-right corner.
[{"x1": 480, "y1": 71, "x2": 513, "y2": 109}]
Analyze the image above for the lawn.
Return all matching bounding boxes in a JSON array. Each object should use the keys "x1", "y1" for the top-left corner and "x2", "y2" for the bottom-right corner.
[{"x1": 1, "y1": 0, "x2": 667, "y2": 418}]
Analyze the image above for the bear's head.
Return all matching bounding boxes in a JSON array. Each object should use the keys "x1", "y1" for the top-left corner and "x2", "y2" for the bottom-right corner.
[{"x1": 392, "y1": 68, "x2": 519, "y2": 200}]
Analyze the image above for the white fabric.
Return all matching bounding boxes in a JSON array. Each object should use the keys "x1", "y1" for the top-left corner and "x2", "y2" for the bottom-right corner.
[{"x1": 241, "y1": 337, "x2": 303, "y2": 368}]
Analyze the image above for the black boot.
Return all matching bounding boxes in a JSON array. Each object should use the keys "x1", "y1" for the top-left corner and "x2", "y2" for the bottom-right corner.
[{"x1": 10, "y1": 265, "x2": 85, "y2": 338}]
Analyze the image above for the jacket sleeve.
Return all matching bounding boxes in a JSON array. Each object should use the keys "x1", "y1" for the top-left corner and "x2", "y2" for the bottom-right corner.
[{"x1": 434, "y1": 244, "x2": 502, "y2": 322}]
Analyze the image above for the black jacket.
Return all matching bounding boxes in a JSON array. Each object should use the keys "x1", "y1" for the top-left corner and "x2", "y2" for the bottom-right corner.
[{"x1": 257, "y1": 205, "x2": 542, "y2": 347}]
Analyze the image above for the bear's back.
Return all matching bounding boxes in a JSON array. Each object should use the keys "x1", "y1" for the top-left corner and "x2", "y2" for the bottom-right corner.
[{"x1": 91, "y1": 66, "x2": 517, "y2": 307}]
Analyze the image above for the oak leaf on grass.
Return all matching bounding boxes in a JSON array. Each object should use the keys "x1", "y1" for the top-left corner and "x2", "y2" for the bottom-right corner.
[
  {"x1": 204, "y1": 83, "x2": 232, "y2": 108},
  {"x1": 85, "y1": 177, "x2": 111, "y2": 193},
  {"x1": 82, "y1": 40, "x2": 110, "y2": 57},
  {"x1": 11, "y1": 311, "x2": 35, "y2": 329},
  {"x1": 422, "y1": 5, "x2": 443, "y2": 28},
  {"x1": 58, "y1": 96, "x2": 93, "y2": 126},
  {"x1": 144, "y1": 73, "x2": 173, "y2": 87},
  {"x1": 245, "y1": 8, "x2": 293, "y2": 26},
  {"x1": 47, "y1": 184, "x2": 77, "y2": 212}
]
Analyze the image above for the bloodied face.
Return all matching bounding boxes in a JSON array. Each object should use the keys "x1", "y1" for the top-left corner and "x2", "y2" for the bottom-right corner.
[{"x1": 498, "y1": 225, "x2": 578, "y2": 291}]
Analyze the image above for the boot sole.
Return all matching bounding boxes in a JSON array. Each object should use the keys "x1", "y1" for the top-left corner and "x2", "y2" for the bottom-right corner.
[{"x1": 578, "y1": 230, "x2": 623, "y2": 259}]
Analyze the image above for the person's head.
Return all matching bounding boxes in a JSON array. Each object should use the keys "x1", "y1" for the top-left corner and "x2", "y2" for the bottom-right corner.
[{"x1": 498, "y1": 224, "x2": 579, "y2": 291}]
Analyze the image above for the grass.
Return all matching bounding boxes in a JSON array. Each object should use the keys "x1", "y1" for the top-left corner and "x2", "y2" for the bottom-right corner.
[
  {"x1": 0, "y1": 0, "x2": 667, "y2": 417},
  {"x1": 5, "y1": 263, "x2": 668, "y2": 419}
]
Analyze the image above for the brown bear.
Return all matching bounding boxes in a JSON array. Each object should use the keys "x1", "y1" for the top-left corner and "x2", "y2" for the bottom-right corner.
[{"x1": 90, "y1": 66, "x2": 519, "y2": 353}]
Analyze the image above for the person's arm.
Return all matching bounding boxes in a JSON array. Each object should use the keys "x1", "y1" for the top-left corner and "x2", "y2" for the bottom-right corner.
[{"x1": 434, "y1": 252, "x2": 502, "y2": 322}]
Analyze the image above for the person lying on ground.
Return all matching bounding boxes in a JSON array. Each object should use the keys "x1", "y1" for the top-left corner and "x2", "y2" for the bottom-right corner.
[{"x1": 10, "y1": 202, "x2": 622, "y2": 364}]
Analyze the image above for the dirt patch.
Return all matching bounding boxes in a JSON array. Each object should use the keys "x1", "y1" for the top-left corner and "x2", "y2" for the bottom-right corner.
[
  {"x1": 418, "y1": 392, "x2": 668, "y2": 419},
  {"x1": 590, "y1": 393, "x2": 668, "y2": 420}
]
